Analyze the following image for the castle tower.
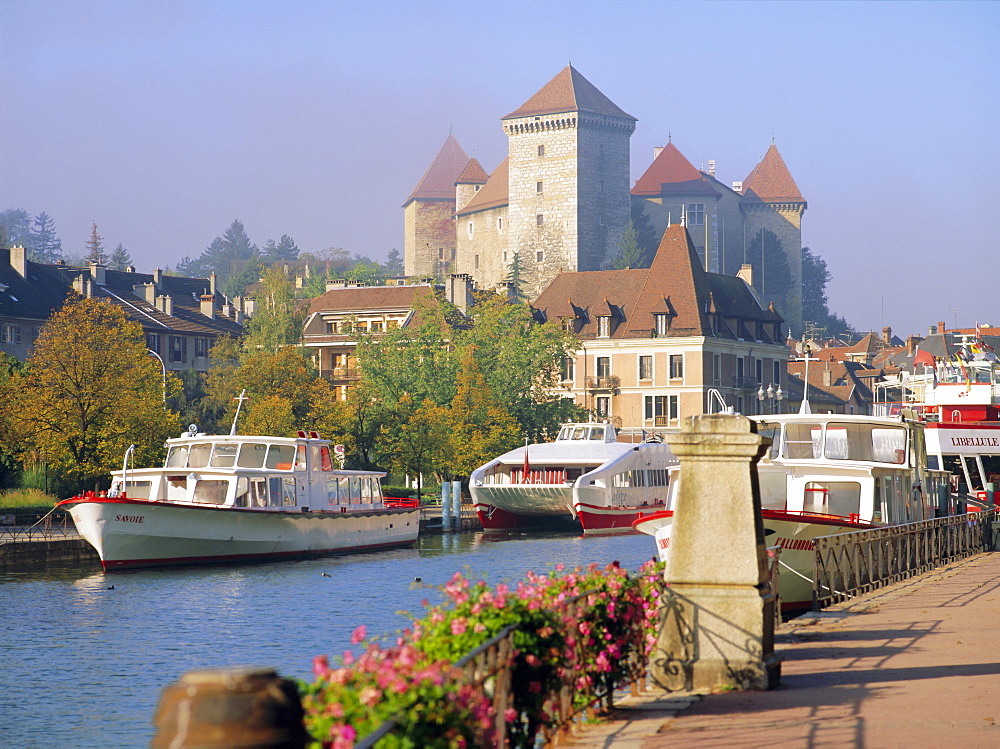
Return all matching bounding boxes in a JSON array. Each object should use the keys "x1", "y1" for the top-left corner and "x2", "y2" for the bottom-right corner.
[
  {"x1": 501, "y1": 66, "x2": 636, "y2": 298},
  {"x1": 403, "y1": 134, "x2": 470, "y2": 279},
  {"x1": 739, "y1": 143, "x2": 806, "y2": 335}
]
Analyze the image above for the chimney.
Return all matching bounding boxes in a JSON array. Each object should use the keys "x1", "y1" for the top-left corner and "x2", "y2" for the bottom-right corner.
[
  {"x1": 822, "y1": 369, "x2": 833, "y2": 387},
  {"x1": 153, "y1": 267, "x2": 163, "y2": 285},
  {"x1": 156, "y1": 295, "x2": 173, "y2": 316},
  {"x1": 708, "y1": 159, "x2": 716, "y2": 176},
  {"x1": 732, "y1": 181, "x2": 743, "y2": 193},
  {"x1": 209, "y1": 272, "x2": 217, "y2": 295},
  {"x1": 9, "y1": 245, "x2": 27, "y2": 278},
  {"x1": 496, "y1": 281, "x2": 517, "y2": 303},
  {"x1": 73, "y1": 274, "x2": 90, "y2": 297},
  {"x1": 134, "y1": 283, "x2": 156, "y2": 304},
  {"x1": 200, "y1": 294, "x2": 215, "y2": 318},
  {"x1": 882, "y1": 326, "x2": 892, "y2": 343},
  {"x1": 89, "y1": 263, "x2": 106, "y2": 286},
  {"x1": 325, "y1": 279, "x2": 347, "y2": 292},
  {"x1": 907, "y1": 335, "x2": 921, "y2": 357},
  {"x1": 222, "y1": 302, "x2": 232, "y2": 318},
  {"x1": 736, "y1": 264, "x2": 754, "y2": 286},
  {"x1": 125, "y1": 265, "x2": 135, "y2": 273},
  {"x1": 937, "y1": 321, "x2": 946, "y2": 334},
  {"x1": 446, "y1": 274, "x2": 474, "y2": 314},
  {"x1": 653, "y1": 146, "x2": 664, "y2": 160}
]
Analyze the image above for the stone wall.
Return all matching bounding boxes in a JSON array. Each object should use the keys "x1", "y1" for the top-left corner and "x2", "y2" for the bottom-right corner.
[
  {"x1": 403, "y1": 199, "x2": 458, "y2": 279},
  {"x1": 742, "y1": 202, "x2": 805, "y2": 335},
  {"x1": 455, "y1": 205, "x2": 509, "y2": 290}
]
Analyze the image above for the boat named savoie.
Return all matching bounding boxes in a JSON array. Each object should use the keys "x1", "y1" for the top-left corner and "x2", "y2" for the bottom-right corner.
[{"x1": 60, "y1": 427, "x2": 420, "y2": 571}]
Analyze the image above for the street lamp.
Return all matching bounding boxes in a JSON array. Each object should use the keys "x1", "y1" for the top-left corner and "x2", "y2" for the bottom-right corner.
[
  {"x1": 757, "y1": 383, "x2": 785, "y2": 413},
  {"x1": 148, "y1": 349, "x2": 166, "y2": 406},
  {"x1": 793, "y1": 344, "x2": 820, "y2": 414}
]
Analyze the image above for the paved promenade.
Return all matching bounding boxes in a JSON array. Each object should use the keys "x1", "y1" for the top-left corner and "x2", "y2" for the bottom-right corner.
[{"x1": 568, "y1": 551, "x2": 1000, "y2": 748}]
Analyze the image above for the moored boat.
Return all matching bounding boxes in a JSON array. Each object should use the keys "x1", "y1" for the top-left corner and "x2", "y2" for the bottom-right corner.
[
  {"x1": 634, "y1": 412, "x2": 953, "y2": 611},
  {"x1": 59, "y1": 427, "x2": 420, "y2": 571},
  {"x1": 470, "y1": 423, "x2": 677, "y2": 535}
]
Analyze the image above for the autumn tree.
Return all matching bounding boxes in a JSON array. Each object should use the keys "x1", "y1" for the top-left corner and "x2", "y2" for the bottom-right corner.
[
  {"x1": 378, "y1": 394, "x2": 451, "y2": 497},
  {"x1": 3, "y1": 295, "x2": 181, "y2": 490},
  {"x1": 243, "y1": 265, "x2": 305, "y2": 352},
  {"x1": 308, "y1": 380, "x2": 389, "y2": 470}
]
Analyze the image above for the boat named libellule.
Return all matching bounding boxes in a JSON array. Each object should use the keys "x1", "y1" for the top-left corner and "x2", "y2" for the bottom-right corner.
[
  {"x1": 470, "y1": 422, "x2": 677, "y2": 535},
  {"x1": 633, "y1": 412, "x2": 953, "y2": 611},
  {"x1": 59, "y1": 427, "x2": 420, "y2": 571}
]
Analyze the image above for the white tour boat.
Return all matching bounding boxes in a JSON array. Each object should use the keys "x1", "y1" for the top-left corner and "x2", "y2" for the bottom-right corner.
[
  {"x1": 60, "y1": 427, "x2": 421, "y2": 570},
  {"x1": 634, "y1": 412, "x2": 953, "y2": 611},
  {"x1": 470, "y1": 423, "x2": 677, "y2": 535}
]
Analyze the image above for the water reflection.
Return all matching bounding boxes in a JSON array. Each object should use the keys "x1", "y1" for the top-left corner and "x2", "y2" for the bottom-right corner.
[{"x1": 0, "y1": 530, "x2": 655, "y2": 748}]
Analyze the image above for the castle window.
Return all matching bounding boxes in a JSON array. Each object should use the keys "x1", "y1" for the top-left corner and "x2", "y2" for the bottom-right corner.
[
  {"x1": 467, "y1": 222, "x2": 474, "y2": 238},
  {"x1": 654, "y1": 314, "x2": 668, "y2": 336},
  {"x1": 687, "y1": 203, "x2": 705, "y2": 226},
  {"x1": 474, "y1": 185, "x2": 481, "y2": 192},
  {"x1": 538, "y1": 145, "x2": 545, "y2": 157},
  {"x1": 536, "y1": 250, "x2": 544, "y2": 263},
  {"x1": 474, "y1": 255, "x2": 479, "y2": 270},
  {"x1": 497, "y1": 217, "x2": 503, "y2": 232},
  {"x1": 773, "y1": 360, "x2": 781, "y2": 387},
  {"x1": 536, "y1": 214, "x2": 544, "y2": 227},
  {"x1": 669, "y1": 354, "x2": 684, "y2": 380},
  {"x1": 502, "y1": 251, "x2": 508, "y2": 263},
  {"x1": 537, "y1": 181, "x2": 543, "y2": 193},
  {"x1": 597, "y1": 316, "x2": 611, "y2": 337}
]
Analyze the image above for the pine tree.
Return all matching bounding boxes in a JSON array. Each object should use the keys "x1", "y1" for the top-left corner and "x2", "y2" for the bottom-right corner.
[
  {"x1": 30, "y1": 212, "x2": 63, "y2": 263},
  {"x1": 109, "y1": 243, "x2": 133, "y2": 271},
  {"x1": 384, "y1": 248, "x2": 404, "y2": 276},
  {"x1": 614, "y1": 221, "x2": 648, "y2": 269},
  {"x1": 0, "y1": 208, "x2": 32, "y2": 250},
  {"x1": 84, "y1": 223, "x2": 108, "y2": 265},
  {"x1": 505, "y1": 252, "x2": 525, "y2": 302},
  {"x1": 746, "y1": 228, "x2": 791, "y2": 305},
  {"x1": 261, "y1": 234, "x2": 300, "y2": 263}
]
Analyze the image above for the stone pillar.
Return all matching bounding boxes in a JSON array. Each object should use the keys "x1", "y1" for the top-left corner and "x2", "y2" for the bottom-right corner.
[{"x1": 651, "y1": 414, "x2": 780, "y2": 692}]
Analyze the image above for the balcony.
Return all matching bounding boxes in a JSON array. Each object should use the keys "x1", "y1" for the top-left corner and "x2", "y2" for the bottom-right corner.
[
  {"x1": 321, "y1": 367, "x2": 360, "y2": 382},
  {"x1": 732, "y1": 375, "x2": 760, "y2": 390},
  {"x1": 586, "y1": 375, "x2": 620, "y2": 391}
]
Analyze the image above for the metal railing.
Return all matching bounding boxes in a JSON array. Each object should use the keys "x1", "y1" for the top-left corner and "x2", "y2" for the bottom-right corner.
[
  {"x1": 0, "y1": 510, "x2": 78, "y2": 542},
  {"x1": 812, "y1": 510, "x2": 998, "y2": 609},
  {"x1": 357, "y1": 586, "x2": 651, "y2": 748}
]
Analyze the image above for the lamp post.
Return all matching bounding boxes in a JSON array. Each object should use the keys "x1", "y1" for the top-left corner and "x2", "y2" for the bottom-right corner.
[
  {"x1": 148, "y1": 349, "x2": 166, "y2": 406},
  {"x1": 757, "y1": 383, "x2": 785, "y2": 414},
  {"x1": 794, "y1": 344, "x2": 820, "y2": 414}
]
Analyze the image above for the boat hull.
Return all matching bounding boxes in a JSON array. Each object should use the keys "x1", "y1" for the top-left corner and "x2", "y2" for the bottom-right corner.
[{"x1": 61, "y1": 497, "x2": 421, "y2": 571}]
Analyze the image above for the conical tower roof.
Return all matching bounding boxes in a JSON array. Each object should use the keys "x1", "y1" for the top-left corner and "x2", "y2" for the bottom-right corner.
[
  {"x1": 742, "y1": 144, "x2": 805, "y2": 203},
  {"x1": 455, "y1": 157, "x2": 489, "y2": 185},
  {"x1": 632, "y1": 142, "x2": 720, "y2": 197},
  {"x1": 403, "y1": 134, "x2": 470, "y2": 206},
  {"x1": 503, "y1": 65, "x2": 635, "y2": 121}
]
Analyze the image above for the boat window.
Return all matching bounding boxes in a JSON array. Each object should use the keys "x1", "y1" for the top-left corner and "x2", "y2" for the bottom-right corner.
[
  {"x1": 782, "y1": 423, "x2": 822, "y2": 459},
  {"x1": 350, "y1": 477, "x2": 362, "y2": 503},
  {"x1": 166, "y1": 445, "x2": 189, "y2": 468},
  {"x1": 339, "y1": 477, "x2": 352, "y2": 502},
  {"x1": 648, "y1": 469, "x2": 669, "y2": 487},
  {"x1": 267, "y1": 477, "x2": 283, "y2": 506},
  {"x1": 282, "y1": 477, "x2": 296, "y2": 506},
  {"x1": 872, "y1": 427, "x2": 907, "y2": 464},
  {"x1": 589, "y1": 428, "x2": 604, "y2": 440},
  {"x1": 265, "y1": 445, "x2": 295, "y2": 470},
  {"x1": 294, "y1": 445, "x2": 307, "y2": 471},
  {"x1": 319, "y1": 446, "x2": 333, "y2": 471},
  {"x1": 237, "y1": 443, "x2": 268, "y2": 468},
  {"x1": 371, "y1": 479, "x2": 382, "y2": 502},
  {"x1": 188, "y1": 443, "x2": 212, "y2": 468},
  {"x1": 234, "y1": 477, "x2": 249, "y2": 507},
  {"x1": 361, "y1": 478, "x2": 374, "y2": 503},
  {"x1": 756, "y1": 422, "x2": 780, "y2": 459},
  {"x1": 210, "y1": 443, "x2": 238, "y2": 467},
  {"x1": 813, "y1": 481, "x2": 862, "y2": 517},
  {"x1": 612, "y1": 470, "x2": 645, "y2": 487},
  {"x1": 572, "y1": 427, "x2": 587, "y2": 440},
  {"x1": 121, "y1": 481, "x2": 152, "y2": 499},
  {"x1": 326, "y1": 477, "x2": 340, "y2": 504},
  {"x1": 192, "y1": 479, "x2": 228, "y2": 504},
  {"x1": 250, "y1": 477, "x2": 268, "y2": 507}
]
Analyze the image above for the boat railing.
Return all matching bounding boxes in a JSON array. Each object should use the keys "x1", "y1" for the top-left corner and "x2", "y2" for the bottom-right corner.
[
  {"x1": 382, "y1": 497, "x2": 420, "y2": 509},
  {"x1": 811, "y1": 509, "x2": 999, "y2": 610}
]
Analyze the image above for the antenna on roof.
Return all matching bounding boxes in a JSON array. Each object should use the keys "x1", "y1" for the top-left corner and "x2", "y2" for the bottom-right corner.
[{"x1": 668, "y1": 131, "x2": 672, "y2": 143}]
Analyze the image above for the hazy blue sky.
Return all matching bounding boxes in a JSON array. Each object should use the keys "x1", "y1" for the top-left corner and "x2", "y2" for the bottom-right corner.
[{"x1": 2, "y1": 1, "x2": 997, "y2": 337}]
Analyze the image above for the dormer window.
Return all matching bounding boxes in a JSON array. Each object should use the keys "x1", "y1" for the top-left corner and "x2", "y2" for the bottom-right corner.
[
  {"x1": 655, "y1": 314, "x2": 668, "y2": 336},
  {"x1": 562, "y1": 318, "x2": 575, "y2": 333},
  {"x1": 597, "y1": 316, "x2": 611, "y2": 337}
]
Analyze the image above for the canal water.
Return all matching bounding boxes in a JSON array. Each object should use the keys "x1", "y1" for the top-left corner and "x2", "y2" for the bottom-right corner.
[{"x1": 0, "y1": 530, "x2": 657, "y2": 748}]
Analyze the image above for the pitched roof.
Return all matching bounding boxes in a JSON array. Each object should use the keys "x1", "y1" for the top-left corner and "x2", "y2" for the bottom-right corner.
[
  {"x1": 456, "y1": 158, "x2": 489, "y2": 184},
  {"x1": 631, "y1": 143, "x2": 721, "y2": 197},
  {"x1": 503, "y1": 65, "x2": 635, "y2": 121},
  {"x1": 456, "y1": 157, "x2": 509, "y2": 215},
  {"x1": 403, "y1": 134, "x2": 470, "y2": 206},
  {"x1": 531, "y1": 224, "x2": 781, "y2": 340},
  {"x1": 306, "y1": 284, "x2": 433, "y2": 316},
  {"x1": 741, "y1": 144, "x2": 805, "y2": 203}
]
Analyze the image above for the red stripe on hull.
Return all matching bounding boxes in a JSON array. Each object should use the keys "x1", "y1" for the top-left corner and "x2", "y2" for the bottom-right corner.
[
  {"x1": 473, "y1": 503, "x2": 579, "y2": 533},
  {"x1": 577, "y1": 502, "x2": 667, "y2": 536}
]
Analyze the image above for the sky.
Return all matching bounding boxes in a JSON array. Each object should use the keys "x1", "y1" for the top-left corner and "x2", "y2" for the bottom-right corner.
[{"x1": 2, "y1": 0, "x2": 998, "y2": 338}]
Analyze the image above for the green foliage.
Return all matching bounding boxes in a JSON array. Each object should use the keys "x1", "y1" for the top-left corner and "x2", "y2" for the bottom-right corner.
[
  {"x1": 0, "y1": 487, "x2": 59, "y2": 510},
  {"x1": 802, "y1": 246, "x2": 858, "y2": 338},
  {"x1": 613, "y1": 220, "x2": 650, "y2": 269},
  {"x1": 505, "y1": 252, "x2": 525, "y2": 301},
  {"x1": 0, "y1": 208, "x2": 31, "y2": 249},
  {"x1": 30, "y1": 212, "x2": 63, "y2": 263},
  {"x1": 384, "y1": 248, "x2": 404, "y2": 276},
  {"x1": 746, "y1": 228, "x2": 791, "y2": 304},
  {"x1": 108, "y1": 243, "x2": 132, "y2": 271},
  {"x1": 378, "y1": 395, "x2": 452, "y2": 496},
  {"x1": 242, "y1": 265, "x2": 305, "y2": 351},
  {"x1": 177, "y1": 219, "x2": 260, "y2": 287},
  {"x1": 261, "y1": 234, "x2": 300, "y2": 263}
]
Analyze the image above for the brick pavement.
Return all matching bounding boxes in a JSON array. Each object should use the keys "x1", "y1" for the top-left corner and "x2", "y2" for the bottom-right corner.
[{"x1": 565, "y1": 552, "x2": 1000, "y2": 748}]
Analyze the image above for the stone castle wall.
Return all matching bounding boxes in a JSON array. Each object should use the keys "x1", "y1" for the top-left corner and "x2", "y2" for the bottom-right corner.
[
  {"x1": 455, "y1": 205, "x2": 508, "y2": 289},
  {"x1": 404, "y1": 199, "x2": 457, "y2": 278},
  {"x1": 741, "y1": 202, "x2": 805, "y2": 334}
]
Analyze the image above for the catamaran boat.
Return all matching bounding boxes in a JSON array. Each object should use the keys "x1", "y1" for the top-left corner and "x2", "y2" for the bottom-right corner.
[
  {"x1": 634, "y1": 412, "x2": 953, "y2": 611},
  {"x1": 470, "y1": 423, "x2": 678, "y2": 535},
  {"x1": 60, "y1": 427, "x2": 421, "y2": 570}
]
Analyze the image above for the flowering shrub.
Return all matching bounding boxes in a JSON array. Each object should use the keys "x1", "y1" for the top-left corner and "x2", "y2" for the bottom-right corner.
[{"x1": 299, "y1": 560, "x2": 664, "y2": 748}]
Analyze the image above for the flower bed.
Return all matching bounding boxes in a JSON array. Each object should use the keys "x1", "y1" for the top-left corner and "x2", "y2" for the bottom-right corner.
[{"x1": 299, "y1": 559, "x2": 664, "y2": 748}]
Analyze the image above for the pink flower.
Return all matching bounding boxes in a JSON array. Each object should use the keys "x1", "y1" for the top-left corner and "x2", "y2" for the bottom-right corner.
[
  {"x1": 359, "y1": 686, "x2": 382, "y2": 706},
  {"x1": 350, "y1": 625, "x2": 367, "y2": 645},
  {"x1": 312, "y1": 655, "x2": 330, "y2": 678},
  {"x1": 504, "y1": 707, "x2": 518, "y2": 722},
  {"x1": 451, "y1": 617, "x2": 468, "y2": 635}
]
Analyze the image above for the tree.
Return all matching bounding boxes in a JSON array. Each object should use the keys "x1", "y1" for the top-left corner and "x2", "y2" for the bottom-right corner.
[
  {"x1": 243, "y1": 265, "x2": 305, "y2": 352},
  {"x1": 746, "y1": 228, "x2": 791, "y2": 306},
  {"x1": 0, "y1": 208, "x2": 32, "y2": 250},
  {"x1": 631, "y1": 201, "x2": 660, "y2": 261},
  {"x1": 2, "y1": 295, "x2": 181, "y2": 489},
  {"x1": 343, "y1": 257, "x2": 383, "y2": 284},
  {"x1": 84, "y1": 223, "x2": 108, "y2": 265},
  {"x1": 613, "y1": 221, "x2": 648, "y2": 270},
  {"x1": 109, "y1": 243, "x2": 133, "y2": 271},
  {"x1": 801, "y1": 246, "x2": 858, "y2": 338},
  {"x1": 178, "y1": 219, "x2": 259, "y2": 285},
  {"x1": 30, "y1": 212, "x2": 63, "y2": 263},
  {"x1": 378, "y1": 394, "x2": 451, "y2": 497},
  {"x1": 308, "y1": 380, "x2": 390, "y2": 470},
  {"x1": 261, "y1": 234, "x2": 300, "y2": 263},
  {"x1": 505, "y1": 252, "x2": 526, "y2": 302},
  {"x1": 383, "y1": 248, "x2": 404, "y2": 277}
]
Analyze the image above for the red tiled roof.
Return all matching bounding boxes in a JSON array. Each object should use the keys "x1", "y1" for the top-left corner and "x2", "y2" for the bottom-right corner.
[
  {"x1": 403, "y1": 134, "x2": 470, "y2": 206},
  {"x1": 503, "y1": 65, "x2": 635, "y2": 121},
  {"x1": 631, "y1": 143, "x2": 721, "y2": 197},
  {"x1": 741, "y1": 144, "x2": 805, "y2": 203},
  {"x1": 456, "y1": 158, "x2": 489, "y2": 184},
  {"x1": 456, "y1": 158, "x2": 509, "y2": 215},
  {"x1": 307, "y1": 284, "x2": 434, "y2": 316}
]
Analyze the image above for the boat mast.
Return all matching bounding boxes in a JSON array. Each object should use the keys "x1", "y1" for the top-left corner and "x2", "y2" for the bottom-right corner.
[{"x1": 230, "y1": 389, "x2": 250, "y2": 435}]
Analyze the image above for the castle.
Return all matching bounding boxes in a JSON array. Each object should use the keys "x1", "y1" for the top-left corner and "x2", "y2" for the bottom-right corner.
[{"x1": 403, "y1": 65, "x2": 807, "y2": 333}]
